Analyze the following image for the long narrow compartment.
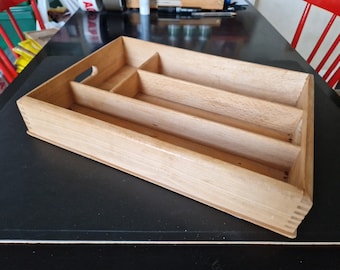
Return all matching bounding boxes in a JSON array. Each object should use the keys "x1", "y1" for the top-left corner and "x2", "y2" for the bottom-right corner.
[
  {"x1": 136, "y1": 70, "x2": 303, "y2": 143},
  {"x1": 69, "y1": 103, "x2": 288, "y2": 181},
  {"x1": 122, "y1": 36, "x2": 308, "y2": 106},
  {"x1": 70, "y1": 80, "x2": 301, "y2": 179}
]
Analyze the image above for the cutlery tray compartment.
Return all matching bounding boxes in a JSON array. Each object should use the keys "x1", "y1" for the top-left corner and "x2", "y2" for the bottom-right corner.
[{"x1": 17, "y1": 36, "x2": 314, "y2": 238}]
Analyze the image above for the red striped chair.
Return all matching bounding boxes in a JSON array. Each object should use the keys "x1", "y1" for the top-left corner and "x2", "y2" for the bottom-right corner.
[{"x1": 292, "y1": 0, "x2": 339, "y2": 89}]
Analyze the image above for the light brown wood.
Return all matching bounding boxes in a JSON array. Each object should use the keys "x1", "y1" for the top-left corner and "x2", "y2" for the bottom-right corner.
[
  {"x1": 125, "y1": 0, "x2": 225, "y2": 10},
  {"x1": 70, "y1": 81, "x2": 300, "y2": 170},
  {"x1": 16, "y1": 36, "x2": 314, "y2": 238},
  {"x1": 136, "y1": 70, "x2": 303, "y2": 140},
  {"x1": 70, "y1": 104, "x2": 288, "y2": 181}
]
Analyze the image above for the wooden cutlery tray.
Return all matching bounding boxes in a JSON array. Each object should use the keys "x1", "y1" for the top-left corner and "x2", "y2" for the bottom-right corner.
[{"x1": 17, "y1": 36, "x2": 314, "y2": 238}]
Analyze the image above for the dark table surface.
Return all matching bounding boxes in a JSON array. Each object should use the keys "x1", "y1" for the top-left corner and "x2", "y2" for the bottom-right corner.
[{"x1": 0, "y1": 4, "x2": 339, "y2": 268}]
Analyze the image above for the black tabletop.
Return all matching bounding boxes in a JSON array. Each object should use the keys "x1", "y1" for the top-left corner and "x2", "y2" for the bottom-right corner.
[{"x1": 0, "y1": 4, "x2": 339, "y2": 268}]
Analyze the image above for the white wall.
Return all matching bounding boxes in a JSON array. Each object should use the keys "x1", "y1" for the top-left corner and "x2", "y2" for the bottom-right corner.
[{"x1": 253, "y1": 0, "x2": 339, "y2": 74}]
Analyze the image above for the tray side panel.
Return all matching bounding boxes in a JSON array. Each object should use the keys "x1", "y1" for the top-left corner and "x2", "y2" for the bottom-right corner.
[
  {"x1": 17, "y1": 96, "x2": 309, "y2": 238},
  {"x1": 288, "y1": 75, "x2": 314, "y2": 200},
  {"x1": 26, "y1": 37, "x2": 125, "y2": 105}
]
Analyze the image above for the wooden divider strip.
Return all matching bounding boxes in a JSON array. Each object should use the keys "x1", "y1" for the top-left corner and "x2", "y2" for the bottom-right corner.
[
  {"x1": 121, "y1": 36, "x2": 308, "y2": 106},
  {"x1": 138, "y1": 52, "x2": 161, "y2": 73},
  {"x1": 70, "y1": 103, "x2": 288, "y2": 181},
  {"x1": 70, "y1": 82, "x2": 300, "y2": 170},
  {"x1": 137, "y1": 70, "x2": 303, "y2": 138}
]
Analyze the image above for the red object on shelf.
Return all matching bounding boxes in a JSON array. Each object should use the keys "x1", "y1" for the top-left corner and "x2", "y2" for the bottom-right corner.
[
  {"x1": 0, "y1": 1, "x2": 45, "y2": 32},
  {"x1": 291, "y1": 0, "x2": 339, "y2": 89},
  {"x1": 0, "y1": 26, "x2": 17, "y2": 83},
  {"x1": 0, "y1": 49, "x2": 16, "y2": 83},
  {"x1": 0, "y1": 1, "x2": 45, "y2": 86},
  {"x1": 0, "y1": 70, "x2": 9, "y2": 93},
  {"x1": 0, "y1": 25, "x2": 18, "y2": 56}
]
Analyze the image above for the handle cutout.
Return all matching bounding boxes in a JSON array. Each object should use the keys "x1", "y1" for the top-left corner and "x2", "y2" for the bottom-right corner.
[{"x1": 74, "y1": 66, "x2": 98, "y2": 83}]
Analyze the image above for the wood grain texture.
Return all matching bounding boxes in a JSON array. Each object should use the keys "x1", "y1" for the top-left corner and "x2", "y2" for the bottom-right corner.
[{"x1": 16, "y1": 36, "x2": 314, "y2": 238}]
